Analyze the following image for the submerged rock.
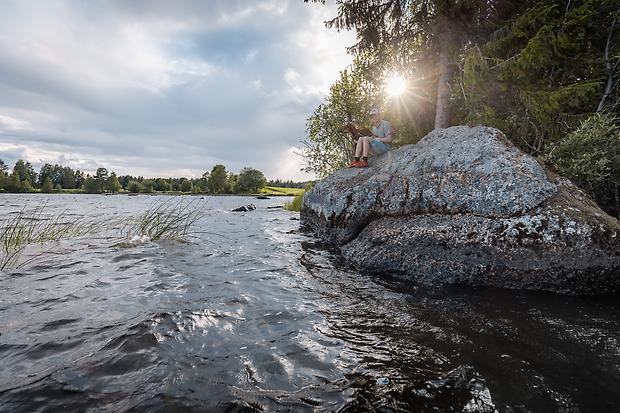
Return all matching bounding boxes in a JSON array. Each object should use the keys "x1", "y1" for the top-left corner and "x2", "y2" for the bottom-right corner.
[
  {"x1": 301, "y1": 126, "x2": 620, "y2": 295},
  {"x1": 232, "y1": 203, "x2": 256, "y2": 212}
]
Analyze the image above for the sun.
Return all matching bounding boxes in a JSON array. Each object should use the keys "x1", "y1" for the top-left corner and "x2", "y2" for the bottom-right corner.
[{"x1": 386, "y1": 75, "x2": 406, "y2": 97}]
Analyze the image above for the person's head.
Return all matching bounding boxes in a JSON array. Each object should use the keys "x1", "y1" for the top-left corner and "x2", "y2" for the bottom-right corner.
[{"x1": 369, "y1": 107, "x2": 381, "y2": 125}]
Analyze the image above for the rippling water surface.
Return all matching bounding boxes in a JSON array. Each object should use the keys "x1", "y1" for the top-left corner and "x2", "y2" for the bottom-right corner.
[{"x1": 1, "y1": 194, "x2": 619, "y2": 412}]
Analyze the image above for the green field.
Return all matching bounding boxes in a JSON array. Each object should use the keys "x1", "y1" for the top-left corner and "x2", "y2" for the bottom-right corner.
[{"x1": 259, "y1": 186, "x2": 305, "y2": 196}]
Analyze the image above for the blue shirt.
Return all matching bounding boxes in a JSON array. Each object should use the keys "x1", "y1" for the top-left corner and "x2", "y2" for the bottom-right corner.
[{"x1": 371, "y1": 120, "x2": 392, "y2": 140}]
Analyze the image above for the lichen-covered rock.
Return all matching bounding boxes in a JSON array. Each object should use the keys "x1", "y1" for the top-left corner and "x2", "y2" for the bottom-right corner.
[{"x1": 301, "y1": 126, "x2": 620, "y2": 295}]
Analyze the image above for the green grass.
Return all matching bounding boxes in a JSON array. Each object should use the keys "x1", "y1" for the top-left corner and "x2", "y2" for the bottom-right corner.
[
  {"x1": 120, "y1": 197, "x2": 207, "y2": 242},
  {"x1": 0, "y1": 197, "x2": 208, "y2": 270},
  {"x1": 284, "y1": 191, "x2": 305, "y2": 212},
  {"x1": 0, "y1": 203, "x2": 103, "y2": 270},
  {"x1": 260, "y1": 186, "x2": 305, "y2": 196}
]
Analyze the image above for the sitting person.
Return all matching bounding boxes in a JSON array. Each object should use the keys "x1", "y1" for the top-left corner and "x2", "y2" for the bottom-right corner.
[{"x1": 348, "y1": 107, "x2": 393, "y2": 168}]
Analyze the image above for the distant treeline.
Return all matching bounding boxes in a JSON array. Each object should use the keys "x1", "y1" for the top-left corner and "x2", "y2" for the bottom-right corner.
[{"x1": 0, "y1": 159, "x2": 310, "y2": 194}]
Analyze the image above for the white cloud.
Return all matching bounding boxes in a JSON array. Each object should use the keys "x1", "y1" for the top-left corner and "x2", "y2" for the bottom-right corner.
[{"x1": 0, "y1": 0, "x2": 355, "y2": 180}]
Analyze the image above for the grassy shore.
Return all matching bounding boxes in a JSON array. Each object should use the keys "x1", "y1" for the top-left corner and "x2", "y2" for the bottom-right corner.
[
  {"x1": 1, "y1": 186, "x2": 304, "y2": 197},
  {"x1": 259, "y1": 187, "x2": 305, "y2": 197}
]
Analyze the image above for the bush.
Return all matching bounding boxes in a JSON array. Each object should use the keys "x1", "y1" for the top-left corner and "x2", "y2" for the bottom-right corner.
[
  {"x1": 41, "y1": 177, "x2": 54, "y2": 193},
  {"x1": 142, "y1": 180, "x2": 155, "y2": 193},
  {"x1": 83, "y1": 177, "x2": 102, "y2": 194},
  {"x1": 180, "y1": 179, "x2": 193, "y2": 192},
  {"x1": 127, "y1": 181, "x2": 143, "y2": 193},
  {"x1": 543, "y1": 113, "x2": 619, "y2": 192},
  {"x1": 19, "y1": 179, "x2": 33, "y2": 193},
  {"x1": 542, "y1": 113, "x2": 620, "y2": 215}
]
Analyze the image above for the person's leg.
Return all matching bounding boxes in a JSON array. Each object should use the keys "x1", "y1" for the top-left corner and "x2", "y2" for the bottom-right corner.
[
  {"x1": 348, "y1": 137, "x2": 364, "y2": 167},
  {"x1": 355, "y1": 137, "x2": 364, "y2": 158},
  {"x1": 362, "y1": 137, "x2": 371, "y2": 158}
]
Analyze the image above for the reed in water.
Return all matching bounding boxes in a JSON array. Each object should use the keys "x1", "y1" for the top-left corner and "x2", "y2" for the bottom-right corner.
[{"x1": 0, "y1": 197, "x2": 207, "y2": 270}]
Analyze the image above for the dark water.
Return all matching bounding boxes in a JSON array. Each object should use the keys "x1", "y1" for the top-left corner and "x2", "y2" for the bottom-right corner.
[{"x1": 1, "y1": 194, "x2": 619, "y2": 412}]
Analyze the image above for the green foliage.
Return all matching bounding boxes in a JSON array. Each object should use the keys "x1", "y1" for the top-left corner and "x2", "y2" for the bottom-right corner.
[
  {"x1": 19, "y1": 179, "x2": 33, "y2": 193},
  {"x1": 83, "y1": 177, "x2": 102, "y2": 194},
  {"x1": 39, "y1": 164, "x2": 79, "y2": 189},
  {"x1": 13, "y1": 160, "x2": 37, "y2": 185},
  {"x1": 235, "y1": 167, "x2": 267, "y2": 193},
  {"x1": 155, "y1": 178, "x2": 172, "y2": 192},
  {"x1": 196, "y1": 173, "x2": 209, "y2": 193},
  {"x1": 302, "y1": 58, "x2": 376, "y2": 178},
  {"x1": 208, "y1": 164, "x2": 230, "y2": 194},
  {"x1": 127, "y1": 181, "x2": 143, "y2": 193},
  {"x1": 454, "y1": 0, "x2": 619, "y2": 154},
  {"x1": 41, "y1": 177, "x2": 54, "y2": 193},
  {"x1": 7, "y1": 174, "x2": 21, "y2": 192},
  {"x1": 543, "y1": 113, "x2": 620, "y2": 195},
  {"x1": 141, "y1": 179, "x2": 155, "y2": 193},
  {"x1": 227, "y1": 173, "x2": 237, "y2": 192},
  {"x1": 180, "y1": 179, "x2": 193, "y2": 192},
  {"x1": 106, "y1": 173, "x2": 122, "y2": 193},
  {"x1": 62, "y1": 167, "x2": 78, "y2": 189}
]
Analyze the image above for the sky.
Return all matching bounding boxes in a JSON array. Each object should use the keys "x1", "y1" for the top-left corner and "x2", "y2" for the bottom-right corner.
[{"x1": 0, "y1": 0, "x2": 355, "y2": 181}]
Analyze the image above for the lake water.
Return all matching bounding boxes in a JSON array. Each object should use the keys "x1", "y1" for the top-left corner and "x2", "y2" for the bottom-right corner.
[{"x1": 0, "y1": 194, "x2": 619, "y2": 412}]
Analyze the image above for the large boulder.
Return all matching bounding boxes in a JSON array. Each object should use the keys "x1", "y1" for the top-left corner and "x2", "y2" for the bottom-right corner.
[{"x1": 301, "y1": 126, "x2": 620, "y2": 295}]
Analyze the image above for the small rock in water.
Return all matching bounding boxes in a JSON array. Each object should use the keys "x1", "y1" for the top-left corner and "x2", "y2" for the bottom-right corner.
[
  {"x1": 256, "y1": 195, "x2": 270, "y2": 199},
  {"x1": 232, "y1": 203, "x2": 256, "y2": 212},
  {"x1": 376, "y1": 377, "x2": 390, "y2": 385}
]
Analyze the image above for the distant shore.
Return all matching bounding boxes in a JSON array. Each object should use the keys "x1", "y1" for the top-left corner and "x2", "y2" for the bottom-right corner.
[{"x1": 0, "y1": 186, "x2": 305, "y2": 197}]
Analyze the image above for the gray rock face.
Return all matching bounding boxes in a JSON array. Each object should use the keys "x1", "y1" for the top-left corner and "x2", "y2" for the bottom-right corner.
[{"x1": 301, "y1": 126, "x2": 620, "y2": 295}]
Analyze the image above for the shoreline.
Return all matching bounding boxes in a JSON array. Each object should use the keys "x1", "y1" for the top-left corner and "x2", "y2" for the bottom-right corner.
[{"x1": 0, "y1": 191, "x2": 301, "y2": 197}]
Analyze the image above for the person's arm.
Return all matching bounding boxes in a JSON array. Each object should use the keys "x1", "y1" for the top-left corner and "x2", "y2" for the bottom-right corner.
[{"x1": 377, "y1": 123, "x2": 393, "y2": 143}]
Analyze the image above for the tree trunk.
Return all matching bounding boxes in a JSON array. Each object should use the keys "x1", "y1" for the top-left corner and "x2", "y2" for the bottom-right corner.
[
  {"x1": 597, "y1": 9, "x2": 619, "y2": 112},
  {"x1": 435, "y1": 30, "x2": 451, "y2": 129}
]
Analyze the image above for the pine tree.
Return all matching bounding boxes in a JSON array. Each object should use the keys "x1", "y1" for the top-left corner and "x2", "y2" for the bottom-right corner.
[{"x1": 454, "y1": 0, "x2": 620, "y2": 153}]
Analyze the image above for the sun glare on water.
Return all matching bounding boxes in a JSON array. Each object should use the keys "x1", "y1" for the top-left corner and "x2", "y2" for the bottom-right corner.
[{"x1": 386, "y1": 75, "x2": 406, "y2": 97}]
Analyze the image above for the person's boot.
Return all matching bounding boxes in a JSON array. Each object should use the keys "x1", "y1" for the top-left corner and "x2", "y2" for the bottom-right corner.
[
  {"x1": 347, "y1": 160, "x2": 361, "y2": 168},
  {"x1": 358, "y1": 159, "x2": 369, "y2": 167}
]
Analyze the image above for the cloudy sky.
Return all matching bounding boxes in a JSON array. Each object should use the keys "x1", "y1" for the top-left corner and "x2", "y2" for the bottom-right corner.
[{"x1": 0, "y1": 0, "x2": 355, "y2": 180}]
